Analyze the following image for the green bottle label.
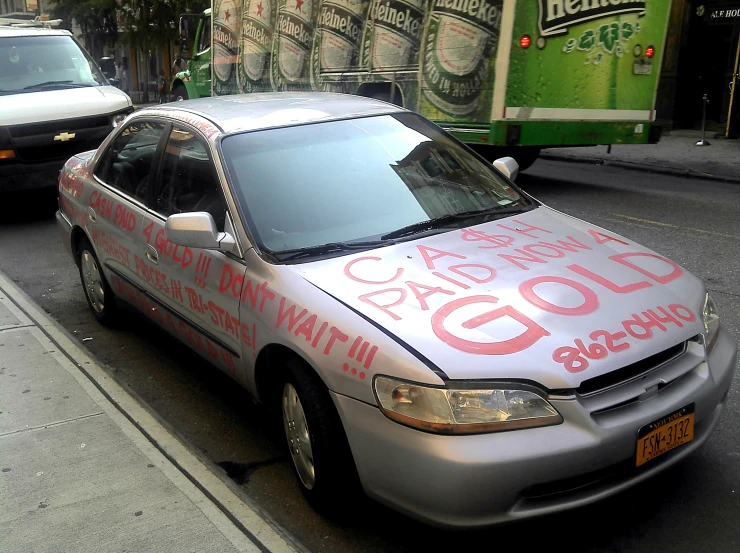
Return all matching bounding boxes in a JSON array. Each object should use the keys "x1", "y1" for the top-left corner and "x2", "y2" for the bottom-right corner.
[
  {"x1": 270, "y1": 0, "x2": 318, "y2": 90},
  {"x1": 420, "y1": 0, "x2": 503, "y2": 117},
  {"x1": 238, "y1": 0, "x2": 277, "y2": 93},
  {"x1": 310, "y1": 0, "x2": 370, "y2": 92}
]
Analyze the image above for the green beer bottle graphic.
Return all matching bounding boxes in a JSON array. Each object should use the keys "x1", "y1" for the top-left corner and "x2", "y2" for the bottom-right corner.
[
  {"x1": 270, "y1": 0, "x2": 318, "y2": 90},
  {"x1": 238, "y1": 0, "x2": 277, "y2": 93},
  {"x1": 310, "y1": 0, "x2": 370, "y2": 92},
  {"x1": 419, "y1": 0, "x2": 503, "y2": 120},
  {"x1": 214, "y1": 0, "x2": 242, "y2": 95},
  {"x1": 358, "y1": 0, "x2": 425, "y2": 107}
]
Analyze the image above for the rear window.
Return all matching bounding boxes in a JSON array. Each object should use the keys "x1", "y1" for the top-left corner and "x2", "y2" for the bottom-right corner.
[{"x1": 0, "y1": 35, "x2": 106, "y2": 95}]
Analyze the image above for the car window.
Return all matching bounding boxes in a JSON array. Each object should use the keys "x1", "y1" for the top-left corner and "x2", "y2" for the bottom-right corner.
[
  {"x1": 0, "y1": 35, "x2": 106, "y2": 94},
  {"x1": 221, "y1": 113, "x2": 528, "y2": 253},
  {"x1": 155, "y1": 126, "x2": 225, "y2": 232},
  {"x1": 198, "y1": 19, "x2": 211, "y2": 53},
  {"x1": 94, "y1": 121, "x2": 166, "y2": 204}
]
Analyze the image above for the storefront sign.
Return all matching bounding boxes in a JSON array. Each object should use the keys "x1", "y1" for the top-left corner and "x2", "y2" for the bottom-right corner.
[{"x1": 706, "y1": 5, "x2": 740, "y2": 20}]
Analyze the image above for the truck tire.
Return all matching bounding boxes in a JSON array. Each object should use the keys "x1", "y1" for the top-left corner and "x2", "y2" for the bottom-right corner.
[
  {"x1": 511, "y1": 147, "x2": 540, "y2": 172},
  {"x1": 471, "y1": 145, "x2": 541, "y2": 173},
  {"x1": 172, "y1": 84, "x2": 189, "y2": 102}
]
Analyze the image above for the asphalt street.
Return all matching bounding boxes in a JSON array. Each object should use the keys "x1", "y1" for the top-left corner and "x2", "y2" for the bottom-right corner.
[{"x1": 1, "y1": 159, "x2": 738, "y2": 552}]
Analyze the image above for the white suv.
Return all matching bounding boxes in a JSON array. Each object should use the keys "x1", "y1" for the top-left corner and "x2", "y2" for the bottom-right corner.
[{"x1": 0, "y1": 27, "x2": 132, "y2": 192}]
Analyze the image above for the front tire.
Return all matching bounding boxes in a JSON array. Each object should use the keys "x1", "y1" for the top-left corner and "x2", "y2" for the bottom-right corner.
[
  {"x1": 77, "y1": 237, "x2": 118, "y2": 325},
  {"x1": 172, "y1": 83, "x2": 189, "y2": 102},
  {"x1": 281, "y1": 359, "x2": 361, "y2": 512}
]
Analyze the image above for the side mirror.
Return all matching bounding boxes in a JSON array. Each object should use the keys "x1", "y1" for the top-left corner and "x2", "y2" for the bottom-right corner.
[
  {"x1": 165, "y1": 212, "x2": 237, "y2": 254},
  {"x1": 493, "y1": 156, "x2": 519, "y2": 182},
  {"x1": 178, "y1": 16, "x2": 188, "y2": 42}
]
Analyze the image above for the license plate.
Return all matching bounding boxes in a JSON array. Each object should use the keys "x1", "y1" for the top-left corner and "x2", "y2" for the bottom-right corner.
[
  {"x1": 633, "y1": 61, "x2": 653, "y2": 75},
  {"x1": 636, "y1": 404, "x2": 695, "y2": 467}
]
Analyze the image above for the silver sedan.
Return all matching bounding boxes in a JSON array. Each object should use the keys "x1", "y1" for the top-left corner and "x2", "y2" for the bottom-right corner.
[{"x1": 56, "y1": 93, "x2": 736, "y2": 527}]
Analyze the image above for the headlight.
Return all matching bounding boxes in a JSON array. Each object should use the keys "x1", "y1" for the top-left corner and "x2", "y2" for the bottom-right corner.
[
  {"x1": 374, "y1": 376, "x2": 562, "y2": 434},
  {"x1": 702, "y1": 293, "x2": 720, "y2": 352},
  {"x1": 111, "y1": 113, "x2": 128, "y2": 128}
]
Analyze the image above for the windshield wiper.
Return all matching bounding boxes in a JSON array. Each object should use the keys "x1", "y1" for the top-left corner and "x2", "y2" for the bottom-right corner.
[
  {"x1": 381, "y1": 205, "x2": 533, "y2": 240},
  {"x1": 22, "y1": 80, "x2": 93, "y2": 90},
  {"x1": 274, "y1": 240, "x2": 388, "y2": 262}
]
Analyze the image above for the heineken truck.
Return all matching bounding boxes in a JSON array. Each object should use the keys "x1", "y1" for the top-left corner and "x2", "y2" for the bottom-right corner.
[{"x1": 173, "y1": 0, "x2": 669, "y2": 169}]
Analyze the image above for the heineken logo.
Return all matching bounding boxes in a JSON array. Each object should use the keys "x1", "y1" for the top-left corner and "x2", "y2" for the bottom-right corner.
[
  {"x1": 538, "y1": 0, "x2": 646, "y2": 37},
  {"x1": 320, "y1": 7, "x2": 363, "y2": 42},
  {"x1": 371, "y1": 0, "x2": 423, "y2": 42},
  {"x1": 434, "y1": 0, "x2": 501, "y2": 28},
  {"x1": 214, "y1": 25, "x2": 238, "y2": 50},
  {"x1": 277, "y1": 13, "x2": 313, "y2": 49},
  {"x1": 243, "y1": 20, "x2": 271, "y2": 48}
]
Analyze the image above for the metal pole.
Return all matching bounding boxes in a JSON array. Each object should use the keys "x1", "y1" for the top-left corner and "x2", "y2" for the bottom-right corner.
[
  {"x1": 725, "y1": 35, "x2": 740, "y2": 137},
  {"x1": 696, "y1": 94, "x2": 711, "y2": 146},
  {"x1": 389, "y1": 72, "x2": 396, "y2": 106}
]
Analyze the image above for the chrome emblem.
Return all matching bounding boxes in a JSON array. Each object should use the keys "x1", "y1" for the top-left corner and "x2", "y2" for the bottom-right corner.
[{"x1": 54, "y1": 132, "x2": 76, "y2": 142}]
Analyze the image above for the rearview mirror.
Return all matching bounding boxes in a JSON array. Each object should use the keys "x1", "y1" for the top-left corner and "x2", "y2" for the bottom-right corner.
[
  {"x1": 165, "y1": 212, "x2": 237, "y2": 254},
  {"x1": 493, "y1": 156, "x2": 519, "y2": 182}
]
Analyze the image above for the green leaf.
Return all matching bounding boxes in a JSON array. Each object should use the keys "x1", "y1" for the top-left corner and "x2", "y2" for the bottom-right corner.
[
  {"x1": 622, "y1": 22, "x2": 634, "y2": 40},
  {"x1": 599, "y1": 22, "x2": 621, "y2": 53},
  {"x1": 563, "y1": 38, "x2": 577, "y2": 53},
  {"x1": 578, "y1": 30, "x2": 596, "y2": 51}
]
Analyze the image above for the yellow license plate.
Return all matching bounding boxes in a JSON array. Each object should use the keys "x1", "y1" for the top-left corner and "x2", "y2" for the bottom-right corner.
[{"x1": 636, "y1": 404, "x2": 695, "y2": 467}]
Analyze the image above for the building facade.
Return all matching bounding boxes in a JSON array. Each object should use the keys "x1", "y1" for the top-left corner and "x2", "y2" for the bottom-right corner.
[{"x1": 658, "y1": 1, "x2": 740, "y2": 136}]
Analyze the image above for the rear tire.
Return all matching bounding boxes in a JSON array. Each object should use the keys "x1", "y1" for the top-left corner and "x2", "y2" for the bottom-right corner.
[
  {"x1": 172, "y1": 84, "x2": 189, "y2": 102},
  {"x1": 77, "y1": 237, "x2": 118, "y2": 325},
  {"x1": 280, "y1": 358, "x2": 361, "y2": 513}
]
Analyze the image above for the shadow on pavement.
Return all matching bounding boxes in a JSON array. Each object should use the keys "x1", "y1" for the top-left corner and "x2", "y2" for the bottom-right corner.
[{"x1": 0, "y1": 188, "x2": 59, "y2": 224}]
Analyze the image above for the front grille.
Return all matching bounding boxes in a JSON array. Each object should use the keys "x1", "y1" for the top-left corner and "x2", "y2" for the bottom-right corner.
[
  {"x1": 8, "y1": 115, "x2": 111, "y2": 138},
  {"x1": 8, "y1": 113, "x2": 112, "y2": 163},
  {"x1": 577, "y1": 341, "x2": 687, "y2": 396},
  {"x1": 15, "y1": 138, "x2": 103, "y2": 162}
]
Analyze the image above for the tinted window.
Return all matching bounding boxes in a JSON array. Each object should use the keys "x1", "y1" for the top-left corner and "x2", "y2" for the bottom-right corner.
[
  {"x1": 155, "y1": 126, "x2": 225, "y2": 231},
  {"x1": 95, "y1": 121, "x2": 166, "y2": 203},
  {"x1": 221, "y1": 113, "x2": 527, "y2": 253},
  {"x1": 198, "y1": 19, "x2": 211, "y2": 53},
  {"x1": 0, "y1": 35, "x2": 106, "y2": 94}
]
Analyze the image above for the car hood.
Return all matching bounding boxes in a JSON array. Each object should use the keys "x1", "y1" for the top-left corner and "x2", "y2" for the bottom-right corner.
[
  {"x1": 288, "y1": 206, "x2": 706, "y2": 390},
  {"x1": 0, "y1": 86, "x2": 131, "y2": 125}
]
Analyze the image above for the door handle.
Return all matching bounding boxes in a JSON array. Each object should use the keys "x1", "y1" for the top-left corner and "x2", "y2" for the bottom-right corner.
[
  {"x1": 87, "y1": 206, "x2": 97, "y2": 223},
  {"x1": 145, "y1": 243, "x2": 159, "y2": 264}
]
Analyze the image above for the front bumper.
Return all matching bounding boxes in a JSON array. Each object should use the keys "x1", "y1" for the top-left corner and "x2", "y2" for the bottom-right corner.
[
  {"x1": 0, "y1": 159, "x2": 64, "y2": 192},
  {"x1": 56, "y1": 210, "x2": 74, "y2": 260},
  {"x1": 334, "y1": 329, "x2": 736, "y2": 528}
]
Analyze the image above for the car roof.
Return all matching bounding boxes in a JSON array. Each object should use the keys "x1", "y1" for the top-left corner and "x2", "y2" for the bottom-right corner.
[
  {"x1": 0, "y1": 27, "x2": 71, "y2": 37},
  {"x1": 141, "y1": 92, "x2": 407, "y2": 135}
]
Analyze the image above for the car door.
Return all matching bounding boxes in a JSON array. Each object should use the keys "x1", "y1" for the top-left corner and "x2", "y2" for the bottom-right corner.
[
  {"x1": 144, "y1": 123, "x2": 247, "y2": 381},
  {"x1": 90, "y1": 119, "x2": 168, "y2": 296}
]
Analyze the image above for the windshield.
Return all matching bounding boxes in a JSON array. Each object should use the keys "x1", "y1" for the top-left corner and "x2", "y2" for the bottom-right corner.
[
  {"x1": 0, "y1": 35, "x2": 106, "y2": 94},
  {"x1": 221, "y1": 113, "x2": 532, "y2": 256}
]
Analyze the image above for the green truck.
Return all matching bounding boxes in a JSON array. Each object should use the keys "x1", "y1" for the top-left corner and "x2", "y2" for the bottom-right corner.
[{"x1": 173, "y1": 0, "x2": 670, "y2": 169}]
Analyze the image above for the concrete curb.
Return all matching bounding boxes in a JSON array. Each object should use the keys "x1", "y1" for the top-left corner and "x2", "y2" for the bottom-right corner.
[
  {"x1": 0, "y1": 270, "x2": 307, "y2": 553},
  {"x1": 539, "y1": 153, "x2": 740, "y2": 185}
]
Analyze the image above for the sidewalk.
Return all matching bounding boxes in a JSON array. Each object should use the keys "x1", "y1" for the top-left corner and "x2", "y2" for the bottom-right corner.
[
  {"x1": 0, "y1": 271, "x2": 303, "y2": 553},
  {"x1": 540, "y1": 130, "x2": 740, "y2": 183}
]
